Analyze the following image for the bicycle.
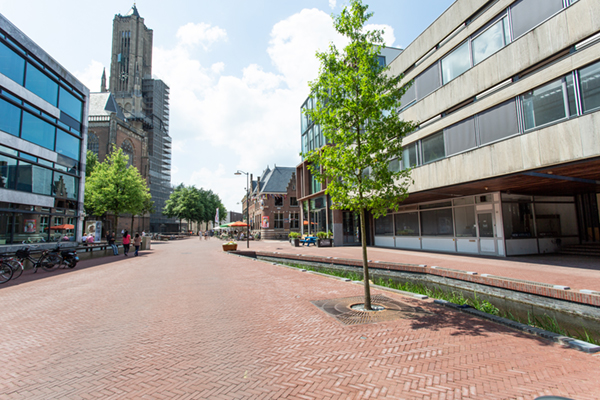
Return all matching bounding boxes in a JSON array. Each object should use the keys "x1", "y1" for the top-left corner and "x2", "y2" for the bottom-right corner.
[
  {"x1": 14, "y1": 246, "x2": 60, "y2": 273},
  {"x1": 0, "y1": 255, "x2": 14, "y2": 284},
  {"x1": 0, "y1": 253, "x2": 24, "y2": 281}
]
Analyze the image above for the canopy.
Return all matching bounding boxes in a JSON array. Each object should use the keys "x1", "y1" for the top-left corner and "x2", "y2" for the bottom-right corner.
[
  {"x1": 50, "y1": 224, "x2": 75, "y2": 230},
  {"x1": 228, "y1": 221, "x2": 248, "y2": 227}
]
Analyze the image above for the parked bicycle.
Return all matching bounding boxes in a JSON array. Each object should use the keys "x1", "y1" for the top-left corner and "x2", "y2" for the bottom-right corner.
[
  {"x1": 1, "y1": 253, "x2": 24, "y2": 281},
  {"x1": 0, "y1": 254, "x2": 15, "y2": 283},
  {"x1": 47, "y1": 245, "x2": 79, "y2": 269},
  {"x1": 14, "y1": 246, "x2": 60, "y2": 273}
]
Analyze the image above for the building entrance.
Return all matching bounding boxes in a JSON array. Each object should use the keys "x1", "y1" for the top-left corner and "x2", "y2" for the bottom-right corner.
[
  {"x1": 343, "y1": 212, "x2": 361, "y2": 245},
  {"x1": 576, "y1": 193, "x2": 600, "y2": 242}
]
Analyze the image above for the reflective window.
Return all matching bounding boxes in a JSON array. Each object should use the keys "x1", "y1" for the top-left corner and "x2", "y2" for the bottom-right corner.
[
  {"x1": 503, "y1": 203, "x2": 535, "y2": 238},
  {"x1": 58, "y1": 87, "x2": 83, "y2": 122},
  {"x1": 441, "y1": 42, "x2": 470, "y2": 84},
  {"x1": 444, "y1": 117, "x2": 476, "y2": 156},
  {"x1": 402, "y1": 142, "x2": 418, "y2": 169},
  {"x1": 477, "y1": 100, "x2": 519, "y2": 145},
  {"x1": 421, "y1": 208, "x2": 454, "y2": 236},
  {"x1": 421, "y1": 132, "x2": 445, "y2": 164},
  {"x1": 415, "y1": 62, "x2": 441, "y2": 100},
  {"x1": 522, "y1": 78, "x2": 566, "y2": 130},
  {"x1": 472, "y1": 17, "x2": 509, "y2": 65},
  {"x1": 88, "y1": 133, "x2": 99, "y2": 155},
  {"x1": 0, "y1": 41, "x2": 25, "y2": 84},
  {"x1": 454, "y1": 206, "x2": 476, "y2": 237},
  {"x1": 387, "y1": 158, "x2": 400, "y2": 172},
  {"x1": 0, "y1": 154, "x2": 17, "y2": 189},
  {"x1": 31, "y1": 164, "x2": 53, "y2": 195},
  {"x1": 565, "y1": 73, "x2": 578, "y2": 116},
  {"x1": 579, "y1": 61, "x2": 600, "y2": 113},
  {"x1": 15, "y1": 161, "x2": 33, "y2": 192},
  {"x1": 53, "y1": 172, "x2": 78, "y2": 200},
  {"x1": 395, "y1": 212, "x2": 419, "y2": 236},
  {"x1": 0, "y1": 98, "x2": 22, "y2": 136},
  {"x1": 25, "y1": 62, "x2": 58, "y2": 105},
  {"x1": 56, "y1": 130, "x2": 81, "y2": 161},
  {"x1": 21, "y1": 111, "x2": 56, "y2": 150},
  {"x1": 511, "y1": 0, "x2": 563, "y2": 39},
  {"x1": 375, "y1": 214, "x2": 393, "y2": 236},
  {"x1": 400, "y1": 81, "x2": 416, "y2": 108}
]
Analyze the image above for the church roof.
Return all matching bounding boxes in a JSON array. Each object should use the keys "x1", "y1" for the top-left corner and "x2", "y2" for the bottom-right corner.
[
  {"x1": 89, "y1": 92, "x2": 126, "y2": 121},
  {"x1": 125, "y1": 4, "x2": 140, "y2": 17}
]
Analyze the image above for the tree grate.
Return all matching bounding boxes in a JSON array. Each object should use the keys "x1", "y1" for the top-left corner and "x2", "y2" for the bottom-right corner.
[{"x1": 311, "y1": 294, "x2": 432, "y2": 326}]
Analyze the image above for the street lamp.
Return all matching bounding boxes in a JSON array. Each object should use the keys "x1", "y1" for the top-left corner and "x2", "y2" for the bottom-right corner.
[{"x1": 234, "y1": 170, "x2": 251, "y2": 249}]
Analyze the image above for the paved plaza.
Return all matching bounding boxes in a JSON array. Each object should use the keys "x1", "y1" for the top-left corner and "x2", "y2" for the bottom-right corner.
[{"x1": 1, "y1": 238, "x2": 600, "y2": 399}]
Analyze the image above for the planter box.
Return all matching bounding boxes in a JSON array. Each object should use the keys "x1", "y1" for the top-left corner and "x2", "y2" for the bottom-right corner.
[
  {"x1": 290, "y1": 238, "x2": 300, "y2": 247},
  {"x1": 222, "y1": 244, "x2": 238, "y2": 252},
  {"x1": 317, "y1": 238, "x2": 333, "y2": 247}
]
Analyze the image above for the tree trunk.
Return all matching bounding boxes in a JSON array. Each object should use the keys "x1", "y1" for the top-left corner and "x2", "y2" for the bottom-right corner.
[
  {"x1": 130, "y1": 214, "x2": 134, "y2": 235},
  {"x1": 359, "y1": 207, "x2": 372, "y2": 310}
]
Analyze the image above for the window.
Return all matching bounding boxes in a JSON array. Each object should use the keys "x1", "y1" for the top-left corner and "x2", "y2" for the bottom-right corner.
[
  {"x1": 511, "y1": 0, "x2": 563, "y2": 40},
  {"x1": 503, "y1": 203, "x2": 535, "y2": 238},
  {"x1": 454, "y1": 206, "x2": 476, "y2": 237},
  {"x1": 421, "y1": 208, "x2": 454, "y2": 236},
  {"x1": 121, "y1": 140, "x2": 134, "y2": 167},
  {"x1": 53, "y1": 172, "x2": 78, "y2": 200},
  {"x1": 0, "y1": 40, "x2": 25, "y2": 84},
  {"x1": 441, "y1": 41, "x2": 470, "y2": 84},
  {"x1": 0, "y1": 154, "x2": 17, "y2": 189},
  {"x1": 472, "y1": 16, "x2": 510, "y2": 65},
  {"x1": 25, "y1": 62, "x2": 58, "y2": 106},
  {"x1": 56, "y1": 130, "x2": 81, "y2": 161},
  {"x1": 395, "y1": 212, "x2": 419, "y2": 236},
  {"x1": 374, "y1": 214, "x2": 393, "y2": 236},
  {"x1": 274, "y1": 196, "x2": 283, "y2": 207},
  {"x1": 21, "y1": 111, "x2": 56, "y2": 150},
  {"x1": 31, "y1": 164, "x2": 52, "y2": 195},
  {"x1": 290, "y1": 197, "x2": 298, "y2": 207},
  {"x1": 400, "y1": 82, "x2": 416, "y2": 108},
  {"x1": 0, "y1": 98, "x2": 22, "y2": 136},
  {"x1": 477, "y1": 100, "x2": 519, "y2": 145},
  {"x1": 88, "y1": 133, "x2": 99, "y2": 155},
  {"x1": 274, "y1": 212, "x2": 284, "y2": 229},
  {"x1": 421, "y1": 132, "x2": 445, "y2": 164},
  {"x1": 522, "y1": 78, "x2": 566, "y2": 130},
  {"x1": 290, "y1": 212, "x2": 299, "y2": 229},
  {"x1": 444, "y1": 117, "x2": 476, "y2": 156},
  {"x1": 59, "y1": 87, "x2": 83, "y2": 123},
  {"x1": 387, "y1": 158, "x2": 400, "y2": 172},
  {"x1": 415, "y1": 62, "x2": 441, "y2": 100},
  {"x1": 15, "y1": 161, "x2": 33, "y2": 192},
  {"x1": 402, "y1": 143, "x2": 419, "y2": 169},
  {"x1": 579, "y1": 61, "x2": 600, "y2": 113}
]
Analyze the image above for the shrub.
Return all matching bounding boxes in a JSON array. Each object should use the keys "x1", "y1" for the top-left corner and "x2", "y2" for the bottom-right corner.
[
  {"x1": 288, "y1": 232, "x2": 301, "y2": 239},
  {"x1": 316, "y1": 231, "x2": 328, "y2": 239}
]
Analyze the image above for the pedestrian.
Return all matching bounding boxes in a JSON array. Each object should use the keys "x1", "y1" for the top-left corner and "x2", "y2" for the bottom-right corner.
[
  {"x1": 142, "y1": 231, "x2": 145, "y2": 237},
  {"x1": 107, "y1": 231, "x2": 118, "y2": 255},
  {"x1": 123, "y1": 230, "x2": 131, "y2": 256},
  {"x1": 133, "y1": 233, "x2": 142, "y2": 256}
]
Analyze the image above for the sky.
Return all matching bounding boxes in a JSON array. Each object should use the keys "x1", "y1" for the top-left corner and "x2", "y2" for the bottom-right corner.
[{"x1": 0, "y1": 0, "x2": 455, "y2": 212}]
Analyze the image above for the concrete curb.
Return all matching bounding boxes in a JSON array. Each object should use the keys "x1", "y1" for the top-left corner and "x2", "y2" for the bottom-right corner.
[{"x1": 433, "y1": 299, "x2": 600, "y2": 354}]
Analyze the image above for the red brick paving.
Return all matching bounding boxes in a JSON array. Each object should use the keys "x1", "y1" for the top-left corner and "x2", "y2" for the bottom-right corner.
[{"x1": 1, "y1": 238, "x2": 599, "y2": 399}]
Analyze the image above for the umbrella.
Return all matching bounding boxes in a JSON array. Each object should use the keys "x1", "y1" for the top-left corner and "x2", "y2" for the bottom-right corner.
[
  {"x1": 50, "y1": 224, "x2": 75, "y2": 230},
  {"x1": 303, "y1": 221, "x2": 317, "y2": 225},
  {"x1": 228, "y1": 221, "x2": 248, "y2": 227}
]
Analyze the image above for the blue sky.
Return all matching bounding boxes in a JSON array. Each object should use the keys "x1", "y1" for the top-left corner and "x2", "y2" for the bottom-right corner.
[{"x1": 0, "y1": 0, "x2": 454, "y2": 211}]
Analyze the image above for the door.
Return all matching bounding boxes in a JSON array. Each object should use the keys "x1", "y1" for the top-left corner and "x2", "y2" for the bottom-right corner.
[{"x1": 477, "y1": 212, "x2": 497, "y2": 254}]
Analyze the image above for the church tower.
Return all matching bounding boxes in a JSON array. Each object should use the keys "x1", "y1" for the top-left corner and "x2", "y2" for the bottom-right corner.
[{"x1": 108, "y1": 4, "x2": 153, "y2": 118}]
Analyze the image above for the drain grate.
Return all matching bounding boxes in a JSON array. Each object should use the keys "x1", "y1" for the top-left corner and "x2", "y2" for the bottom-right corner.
[{"x1": 311, "y1": 294, "x2": 432, "y2": 326}]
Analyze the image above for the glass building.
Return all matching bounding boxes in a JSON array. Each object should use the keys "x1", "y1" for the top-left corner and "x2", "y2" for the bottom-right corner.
[{"x1": 0, "y1": 13, "x2": 89, "y2": 247}]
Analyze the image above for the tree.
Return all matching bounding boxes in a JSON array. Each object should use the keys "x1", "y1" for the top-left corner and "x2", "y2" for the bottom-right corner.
[
  {"x1": 85, "y1": 151, "x2": 98, "y2": 178},
  {"x1": 164, "y1": 185, "x2": 227, "y2": 231},
  {"x1": 303, "y1": 0, "x2": 416, "y2": 310},
  {"x1": 85, "y1": 147, "x2": 151, "y2": 231}
]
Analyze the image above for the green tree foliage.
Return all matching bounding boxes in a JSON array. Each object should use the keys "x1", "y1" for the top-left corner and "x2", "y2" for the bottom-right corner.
[
  {"x1": 85, "y1": 151, "x2": 98, "y2": 178},
  {"x1": 303, "y1": 0, "x2": 416, "y2": 309},
  {"x1": 164, "y1": 185, "x2": 227, "y2": 230},
  {"x1": 84, "y1": 147, "x2": 151, "y2": 229}
]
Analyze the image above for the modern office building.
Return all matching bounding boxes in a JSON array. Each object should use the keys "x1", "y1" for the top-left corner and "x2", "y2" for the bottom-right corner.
[
  {"x1": 298, "y1": 0, "x2": 600, "y2": 256},
  {"x1": 108, "y1": 4, "x2": 176, "y2": 233},
  {"x1": 0, "y1": 13, "x2": 89, "y2": 247}
]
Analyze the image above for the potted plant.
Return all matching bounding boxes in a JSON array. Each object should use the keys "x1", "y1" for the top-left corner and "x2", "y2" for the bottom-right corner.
[
  {"x1": 288, "y1": 231, "x2": 301, "y2": 247},
  {"x1": 316, "y1": 231, "x2": 333, "y2": 247},
  {"x1": 222, "y1": 241, "x2": 238, "y2": 252}
]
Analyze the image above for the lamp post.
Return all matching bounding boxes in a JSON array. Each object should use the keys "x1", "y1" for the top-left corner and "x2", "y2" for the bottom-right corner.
[{"x1": 234, "y1": 170, "x2": 251, "y2": 249}]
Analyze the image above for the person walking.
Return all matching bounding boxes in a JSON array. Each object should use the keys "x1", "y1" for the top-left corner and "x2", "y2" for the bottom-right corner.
[
  {"x1": 107, "y1": 231, "x2": 118, "y2": 256},
  {"x1": 122, "y1": 230, "x2": 131, "y2": 256},
  {"x1": 133, "y1": 233, "x2": 142, "y2": 256}
]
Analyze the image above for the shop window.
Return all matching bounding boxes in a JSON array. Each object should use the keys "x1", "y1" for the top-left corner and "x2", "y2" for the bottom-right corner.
[
  {"x1": 511, "y1": 0, "x2": 563, "y2": 40},
  {"x1": 441, "y1": 41, "x2": 470, "y2": 84},
  {"x1": 472, "y1": 16, "x2": 510, "y2": 65},
  {"x1": 0, "y1": 98, "x2": 22, "y2": 136},
  {"x1": 454, "y1": 206, "x2": 476, "y2": 237},
  {"x1": 502, "y1": 203, "x2": 535, "y2": 238},
  {"x1": 394, "y1": 212, "x2": 419, "y2": 236},
  {"x1": 478, "y1": 100, "x2": 519, "y2": 145},
  {"x1": 375, "y1": 214, "x2": 394, "y2": 236},
  {"x1": 534, "y1": 203, "x2": 578, "y2": 237},
  {"x1": 21, "y1": 111, "x2": 56, "y2": 150},
  {"x1": 421, "y1": 132, "x2": 445, "y2": 164},
  {"x1": 444, "y1": 117, "x2": 476, "y2": 156},
  {"x1": 420, "y1": 208, "x2": 454, "y2": 236},
  {"x1": 521, "y1": 78, "x2": 567, "y2": 130},
  {"x1": 579, "y1": 61, "x2": 600, "y2": 113},
  {"x1": 274, "y1": 212, "x2": 284, "y2": 229},
  {"x1": 415, "y1": 62, "x2": 441, "y2": 100},
  {"x1": 25, "y1": 62, "x2": 58, "y2": 106},
  {"x1": 56, "y1": 130, "x2": 81, "y2": 161},
  {"x1": 0, "y1": 40, "x2": 25, "y2": 84}
]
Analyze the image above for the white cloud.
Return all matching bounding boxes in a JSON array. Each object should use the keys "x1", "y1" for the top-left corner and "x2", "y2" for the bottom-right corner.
[
  {"x1": 365, "y1": 23, "x2": 396, "y2": 47},
  {"x1": 176, "y1": 22, "x2": 228, "y2": 50},
  {"x1": 211, "y1": 62, "x2": 225, "y2": 74},
  {"x1": 74, "y1": 60, "x2": 105, "y2": 93},
  {"x1": 329, "y1": 0, "x2": 336, "y2": 9}
]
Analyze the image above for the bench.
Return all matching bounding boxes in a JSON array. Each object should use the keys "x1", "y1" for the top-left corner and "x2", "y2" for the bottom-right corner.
[{"x1": 299, "y1": 236, "x2": 317, "y2": 246}]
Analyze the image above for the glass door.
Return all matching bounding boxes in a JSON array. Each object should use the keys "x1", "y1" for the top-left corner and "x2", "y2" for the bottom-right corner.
[{"x1": 477, "y1": 212, "x2": 496, "y2": 254}]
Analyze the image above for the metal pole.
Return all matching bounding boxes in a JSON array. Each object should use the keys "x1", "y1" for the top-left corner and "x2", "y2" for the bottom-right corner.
[{"x1": 247, "y1": 174, "x2": 251, "y2": 248}]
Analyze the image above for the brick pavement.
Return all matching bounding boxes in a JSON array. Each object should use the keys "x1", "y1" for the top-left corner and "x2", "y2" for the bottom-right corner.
[{"x1": 1, "y1": 238, "x2": 599, "y2": 399}]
